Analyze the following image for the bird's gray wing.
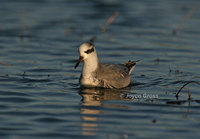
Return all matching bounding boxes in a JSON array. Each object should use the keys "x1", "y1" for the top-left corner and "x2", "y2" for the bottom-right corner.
[
  {"x1": 94, "y1": 64, "x2": 131, "y2": 88},
  {"x1": 97, "y1": 64, "x2": 129, "y2": 79}
]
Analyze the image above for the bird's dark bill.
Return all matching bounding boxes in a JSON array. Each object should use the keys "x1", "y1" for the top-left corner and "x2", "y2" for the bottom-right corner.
[{"x1": 74, "y1": 56, "x2": 84, "y2": 69}]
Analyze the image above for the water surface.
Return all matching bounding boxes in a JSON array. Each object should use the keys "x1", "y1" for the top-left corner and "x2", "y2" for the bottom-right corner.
[{"x1": 0, "y1": 0, "x2": 200, "y2": 138}]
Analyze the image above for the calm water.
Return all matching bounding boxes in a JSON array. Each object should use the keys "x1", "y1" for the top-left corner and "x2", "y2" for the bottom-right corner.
[{"x1": 0, "y1": 0, "x2": 200, "y2": 138}]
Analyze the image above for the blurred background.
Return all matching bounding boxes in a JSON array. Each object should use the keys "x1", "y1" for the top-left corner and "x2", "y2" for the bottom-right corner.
[{"x1": 0, "y1": 0, "x2": 200, "y2": 138}]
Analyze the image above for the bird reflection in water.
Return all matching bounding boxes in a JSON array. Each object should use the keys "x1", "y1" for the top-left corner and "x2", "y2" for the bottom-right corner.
[{"x1": 79, "y1": 87, "x2": 131, "y2": 136}]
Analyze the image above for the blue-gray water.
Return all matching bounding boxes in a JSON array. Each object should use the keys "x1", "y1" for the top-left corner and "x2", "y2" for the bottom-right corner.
[{"x1": 0, "y1": 0, "x2": 200, "y2": 138}]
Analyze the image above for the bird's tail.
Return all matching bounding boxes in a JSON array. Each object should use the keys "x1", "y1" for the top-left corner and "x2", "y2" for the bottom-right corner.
[{"x1": 124, "y1": 60, "x2": 140, "y2": 74}]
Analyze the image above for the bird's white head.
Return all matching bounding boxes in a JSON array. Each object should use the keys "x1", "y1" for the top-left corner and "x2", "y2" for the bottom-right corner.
[{"x1": 74, "y1": 42, "x2": 98, "y2": 69}]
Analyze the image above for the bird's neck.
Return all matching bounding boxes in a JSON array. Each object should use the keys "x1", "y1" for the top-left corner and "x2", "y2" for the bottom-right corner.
[{"x1": 82, "y1": 54, "x2": 99, "y2": 78}]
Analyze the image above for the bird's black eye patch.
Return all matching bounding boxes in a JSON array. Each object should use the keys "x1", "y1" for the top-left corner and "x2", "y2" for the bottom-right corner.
[{"x1": 84, "y1": 47, "x2": 94, "y2": 54}]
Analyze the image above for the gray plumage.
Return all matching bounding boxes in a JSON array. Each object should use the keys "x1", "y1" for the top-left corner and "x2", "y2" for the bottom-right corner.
[{"x1": 81, "y1": 61, "x2": 136, "y2": 88}]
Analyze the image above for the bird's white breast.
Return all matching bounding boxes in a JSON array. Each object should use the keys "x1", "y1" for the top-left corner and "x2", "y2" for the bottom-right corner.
[{"x1": 80, "y1": 75, "x2": 100, "y2": 87}]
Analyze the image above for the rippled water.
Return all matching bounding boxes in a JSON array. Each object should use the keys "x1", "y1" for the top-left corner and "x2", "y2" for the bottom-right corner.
[{"x1": 0, "y1": 0, "x2": 200, "y2": 138}]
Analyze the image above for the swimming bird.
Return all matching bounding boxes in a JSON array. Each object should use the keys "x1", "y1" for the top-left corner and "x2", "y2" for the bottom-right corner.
[{"x1": 74, "y1": 42, "x2": 137, "y2": 88}]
